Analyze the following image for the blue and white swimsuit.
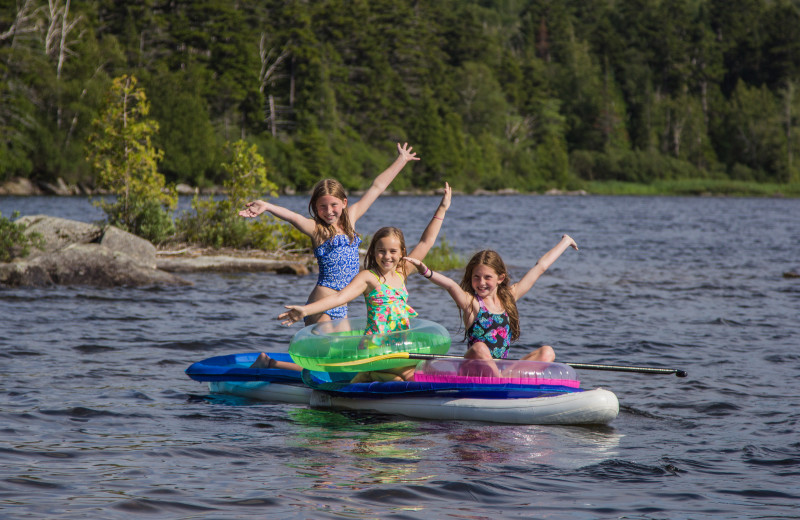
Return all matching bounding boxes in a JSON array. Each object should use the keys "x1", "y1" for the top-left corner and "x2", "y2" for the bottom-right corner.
[{"x1": 313, "y1": 234, "x2": 362, "y2": 319}]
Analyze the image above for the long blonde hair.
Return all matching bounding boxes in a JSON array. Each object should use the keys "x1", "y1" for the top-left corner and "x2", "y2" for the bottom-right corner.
[
  {"x1": 308, "y1": 179, "x2": 356, "y2": 245},
  {"x1": 459, "y1": 250, "x2": 520, "y2": 342},
  {"x1": 364, "y1": 227, "x2": 407, "y2": 277}
]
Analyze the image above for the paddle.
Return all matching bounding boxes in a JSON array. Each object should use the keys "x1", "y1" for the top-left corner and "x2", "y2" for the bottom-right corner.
[{"x1": 321, "y1": 352, "x2": 688, "y2": 377}]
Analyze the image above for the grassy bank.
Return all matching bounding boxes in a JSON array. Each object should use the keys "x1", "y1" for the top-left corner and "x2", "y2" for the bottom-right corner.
[{"x1": 583, "y1": 180, "x2": 800, "y2": 197}]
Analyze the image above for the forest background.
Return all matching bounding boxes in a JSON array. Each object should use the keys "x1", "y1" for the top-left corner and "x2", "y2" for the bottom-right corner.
[{"x1": 2, "y1": 0, "x2": 800, "y2": 197}]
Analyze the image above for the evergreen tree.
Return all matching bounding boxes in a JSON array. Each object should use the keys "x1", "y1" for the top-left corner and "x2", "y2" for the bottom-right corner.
[{"x1": 86, "y1": 75, "x2": 176, "y2": 242}]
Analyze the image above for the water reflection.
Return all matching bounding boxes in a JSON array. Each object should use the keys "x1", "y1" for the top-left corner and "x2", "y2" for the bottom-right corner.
[
  {"x1": 285, "y1": 409, "x2": 431, "y2": 488},
  {"x1": 441, "y1": 423, "x2": 622, "y2": 469}
]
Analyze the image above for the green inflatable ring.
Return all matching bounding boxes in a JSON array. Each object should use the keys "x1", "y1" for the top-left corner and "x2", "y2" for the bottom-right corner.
[{"x1": 288, "y1": 317, "x2": 452, "y2": 372}]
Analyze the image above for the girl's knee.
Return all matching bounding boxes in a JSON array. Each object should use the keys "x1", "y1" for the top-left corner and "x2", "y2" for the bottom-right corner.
[
  {"x1": 539, "y1": 345, "x2": 555, "y2": 362},
  {"x1": 465, "y1": 343, "x2": 492, "y2": 360},
  {"x1": 526, "y1": 345, "x2": 555, "y2": 362}
]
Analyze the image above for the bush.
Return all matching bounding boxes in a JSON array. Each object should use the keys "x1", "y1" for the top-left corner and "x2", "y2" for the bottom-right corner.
[
  {"x1": 249, "y1": 218, "x2": 312, "y2": 252},
  {"x1": 0, "y1": 211, "x2": 43, "y2": 262},
  {"x1": 176, "y1": 140, "x2": 311, "y2": 252},
  {"x1": 424, "y1": 236, "x2": 465, "y2": 271},
  {"x1": 176, "y1": 195, "x2": 250, "y2": 248},
  {"x1": 98, "y1": 197, "x2": 176, "y2": 244}
]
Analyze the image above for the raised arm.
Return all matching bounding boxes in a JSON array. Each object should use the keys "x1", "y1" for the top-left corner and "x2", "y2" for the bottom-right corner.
[
  {"x1": 404, "y1": 256, "x2": 473, "y2": 311},
  {"x1": 239, "y1": 200, "x2": 316, "y2": 237},
  {"x1": 278, "y1": 270, "x2": 373, "y2": 326},
  {"x1": 512, "y1": 234, "x2": 579, "y2": 301},
  {"x1": 404, "y1": 183, "x2": 451, "y2": 273},
  {"x1": 347, "y1": 143, "x2": 420, "y2": 223}
]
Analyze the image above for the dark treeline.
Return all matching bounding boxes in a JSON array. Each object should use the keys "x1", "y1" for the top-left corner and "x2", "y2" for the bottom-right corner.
[{"x1": 2, "y1": 0, "x2": 800, "y2": 193}]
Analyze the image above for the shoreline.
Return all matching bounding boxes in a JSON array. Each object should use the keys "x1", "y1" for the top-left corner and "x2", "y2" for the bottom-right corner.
[{"x1": 2, "y1": 183, "x2": 797, "y2": 199}]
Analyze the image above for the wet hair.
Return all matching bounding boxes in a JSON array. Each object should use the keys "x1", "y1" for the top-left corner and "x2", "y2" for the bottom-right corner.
[
  {"x1": 308, "y1": 179, "x2": 356, "y2": 245},
  {"x1": 459, "y1": 250, "x2": 520, "y2": 342},
  {"x1": 364, "y1": 227, "x2": 407, "y2": 277}
]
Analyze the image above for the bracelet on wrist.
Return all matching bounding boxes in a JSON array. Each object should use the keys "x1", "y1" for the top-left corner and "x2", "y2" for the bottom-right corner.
[
  {"x1": 432, "y1": 215, "x2": 444, "y2": 221},
  {"x1": 424, "y1": 269, "x2": 433, "y2": 279}
]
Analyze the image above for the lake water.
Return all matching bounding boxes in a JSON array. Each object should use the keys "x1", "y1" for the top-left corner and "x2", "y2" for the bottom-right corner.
[{"x1": 1, "y1": 194, "x2": 799, "y2": 519}]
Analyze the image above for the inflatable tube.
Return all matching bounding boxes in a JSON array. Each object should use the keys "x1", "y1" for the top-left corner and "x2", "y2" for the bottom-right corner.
[
  {"x1": 288, "y1": 317, "x2": 451, "y2": 372},
  {"x1": 412, "y1": 358, "x2": 580, "y2": 388},
  {"x1": 300, "y1": 369, "x2": 580, "y2": 399}
]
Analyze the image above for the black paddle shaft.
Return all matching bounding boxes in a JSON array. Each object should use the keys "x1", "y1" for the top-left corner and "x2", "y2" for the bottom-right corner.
[{"x1": 565, "y1": 362, "x2": 687, "y2": 377}]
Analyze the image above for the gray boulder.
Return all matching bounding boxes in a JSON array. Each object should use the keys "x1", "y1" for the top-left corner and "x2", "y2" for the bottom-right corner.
[
  {"x1": 16, "y1": 215, "x2": 102, "y2": 255},
  {"x1": 0, "y1": 243, "x2": 188, "y2": 287},
  {"x1": 100, "y1": 225, "x2": 157, "y2": 269},
  {"x1": 1, "y1": 216, "x2": 189, "y2": 288}
]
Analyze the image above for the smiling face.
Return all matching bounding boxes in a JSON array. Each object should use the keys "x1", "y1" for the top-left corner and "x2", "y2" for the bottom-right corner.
[
  {"x1": 314, "y1": 195, "x2": 347, "y2": 226},
  {"x1": 373, "y1": 235, "x2": 403, "y2": 274},
  {"x1": 470, "y1": 264, "x2": 506, "y2": 299}
]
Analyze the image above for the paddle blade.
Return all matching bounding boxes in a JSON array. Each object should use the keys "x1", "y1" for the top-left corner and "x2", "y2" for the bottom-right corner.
[{"x1": 320, "y1": 352, "x2": 412, "y2": 367}]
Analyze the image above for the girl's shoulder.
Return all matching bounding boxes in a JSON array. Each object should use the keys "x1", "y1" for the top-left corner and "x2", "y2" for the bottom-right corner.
[{"x1": 359, "y1": 270, "x2": 382, "y2": 293}]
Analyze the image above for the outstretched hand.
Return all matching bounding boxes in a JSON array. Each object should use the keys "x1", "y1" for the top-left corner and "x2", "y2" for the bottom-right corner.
[
  {"x1": 403, "y1": 256, "x2": 429, "y2": 276},
  {"x1": 239, "y1": 200, "x2": 268, "y2": 218},
  {"x1": 439, "y1": 182, "x2": 452, "y2": 211},
  {"x1": 397, "y1": 142, "x2": 420, "y2": 162},
  {"x1": 562, "y1": 234, "x2": 579, "y2": 251},
  {"x1": 278, "y1": 306, "x2": 305, "y2": 326}
]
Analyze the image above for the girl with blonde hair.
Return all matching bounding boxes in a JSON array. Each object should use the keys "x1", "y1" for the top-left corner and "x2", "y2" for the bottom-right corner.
[{"x1": 240, "y1": 143, "x2": 419, "y2": 325}]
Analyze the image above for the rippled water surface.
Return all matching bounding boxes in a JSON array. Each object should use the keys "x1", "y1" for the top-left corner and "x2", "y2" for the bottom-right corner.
[{"x1": 1, "y1": 194, "x2": 799, "y2": 519}]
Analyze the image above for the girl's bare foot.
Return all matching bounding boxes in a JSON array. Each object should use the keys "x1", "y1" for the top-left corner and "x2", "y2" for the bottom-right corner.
[{"x1": 250, "y1": 353, "x2": 276, "y2": 369}]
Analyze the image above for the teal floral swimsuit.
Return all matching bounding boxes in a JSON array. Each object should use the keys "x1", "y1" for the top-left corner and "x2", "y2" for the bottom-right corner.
[
  {"x1": 466, "y1": 296, "x2": 511, "y2": 359},
  {"x1": 363, "y1": 270, "x2": 418, "y2": 341}
]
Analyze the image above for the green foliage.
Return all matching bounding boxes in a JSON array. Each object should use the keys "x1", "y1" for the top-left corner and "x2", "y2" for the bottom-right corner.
[
  {"x1": 248, "y1": 218, "x2": 312, "y2": 252},
  {"x1": 584, "y1": 179, "x2": 800, "y2": 197},
  {"x1": 101, "y1": 198, "x2": 176, "y2": 244},
  {"x1": 86, "y1": 75, "x2": 177, "y2": 242},
  {"x1": 147, "y1": 69, "x2": 221, "y2": 185},
  {"x1": 570, "y1": 148, "x2": 703, "y2": 183},
  {"x1": 423, "y1": 236, "x2": 465, "y2": 271},
  {"x1": 0, "y1": 211, "x2": 43, "y2": 262},
  {"x1": 4, "y1": 0, "x2": 800, "y2": 195},
  {"x1": 176, "y1": 197, "x2": 250, "y2": 249},
  {"x1": 175, "y1": 139, "x2": 311, "y2": 250},
  {"x1": 721, "y1": 81, "x2": 785, "y2": 181}
]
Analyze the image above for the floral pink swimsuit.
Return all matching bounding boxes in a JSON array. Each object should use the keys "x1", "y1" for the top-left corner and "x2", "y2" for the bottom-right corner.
[
  {"x1": 364, "y1": 270, "x2": 418, "y2": 336},
  {"x1": 466, "y1": 296, "x2": 511, "y2": 359}
]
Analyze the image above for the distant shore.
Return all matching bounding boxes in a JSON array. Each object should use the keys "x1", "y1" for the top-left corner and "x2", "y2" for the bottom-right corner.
[{"x1": 1, "y1": 176, "x2": 798, "y2": 198}]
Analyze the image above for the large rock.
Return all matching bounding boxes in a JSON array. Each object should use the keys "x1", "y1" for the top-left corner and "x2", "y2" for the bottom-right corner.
[
  {"x1": 100, "y1": 225, "x2": 157, "y2": 269},
  {"x1": 16, "y1": 215, "x2": 102, "y2": 255},
  {"x1": 2, "y1": 215, "x2": 310, "y2": 287},
  {"x1": 1, "y1": 216, "x2": 188, "y2": 288},
  {"x1": 0, "y1": 243, "x2": 190, "y2": 288}
]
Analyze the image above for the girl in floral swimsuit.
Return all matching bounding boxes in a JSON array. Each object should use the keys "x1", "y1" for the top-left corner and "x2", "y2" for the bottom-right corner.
[
  {"x1": 279, "y1": 184, "x2": 452, "y2": 381},
  {"x1": 406, "y1": 235, "x2": 579, "y2": 363},
  {"x1": 241, "y1": 144, "x2": 418, "y2": 370}
]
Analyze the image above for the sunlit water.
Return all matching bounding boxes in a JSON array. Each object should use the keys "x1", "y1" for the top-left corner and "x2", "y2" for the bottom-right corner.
[{"x1": 1, "y1": 194, "x2": 798, "y2": 519}]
